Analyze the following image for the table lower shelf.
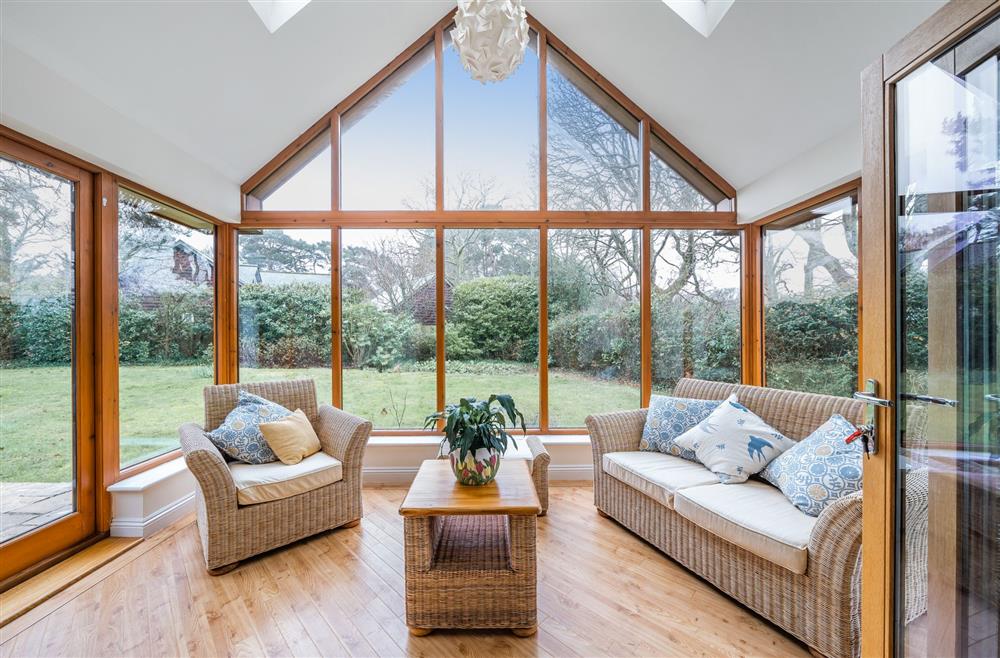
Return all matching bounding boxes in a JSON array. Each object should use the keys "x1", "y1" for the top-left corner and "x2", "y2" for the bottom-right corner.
[{"x1": 403, "y1": 513, "x2": 537, "y2": 632}]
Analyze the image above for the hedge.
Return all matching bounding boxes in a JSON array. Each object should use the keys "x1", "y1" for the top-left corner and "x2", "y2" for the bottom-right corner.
[{"x1": 1, "y1": 274, "x2": 931, "y2": 400}]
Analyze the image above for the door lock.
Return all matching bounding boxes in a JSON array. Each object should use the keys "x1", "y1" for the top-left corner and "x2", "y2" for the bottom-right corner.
[{"x1": 852, "y1": 379, "x2": 893, "y2": 457}]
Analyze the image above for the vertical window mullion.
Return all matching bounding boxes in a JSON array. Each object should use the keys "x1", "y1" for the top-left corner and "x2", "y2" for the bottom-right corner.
[
  {"x1": 641, "y1": 225, "x2": 652, "y2": 406},
  {"x1": 332, "y1": 226, "x2": 342, "y2": 407},
  {"x1": 434, "y1": 27, "x2": 444, "y2": 213},
  {"x1": 539, "y1": 226, "x2": 549, "y2": 431},
  {"x1": 436, "y1": 225, "x2": 446, "y2": 424}
]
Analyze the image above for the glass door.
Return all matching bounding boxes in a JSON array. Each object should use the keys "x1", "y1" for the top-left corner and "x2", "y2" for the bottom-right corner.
[
  {"x1": 0, "y1": 140, "x2": 95, "y2": 582},
  {"x1": 893, "y1": 17, "x2": 999, "y2": 657}
]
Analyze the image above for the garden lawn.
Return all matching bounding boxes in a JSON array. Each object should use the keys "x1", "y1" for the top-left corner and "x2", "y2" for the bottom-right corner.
[{"x1": 1, "y1": 365, "x2": 639, "y2": 483}]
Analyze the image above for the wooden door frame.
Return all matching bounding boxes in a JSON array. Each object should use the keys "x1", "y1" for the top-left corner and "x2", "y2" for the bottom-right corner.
[
  {"x1": 0, "y1": 137, "x2": 97, "y2": 583},
  {"x1": 859, "y1": 1, "x2": 1000, "y2": 656}
]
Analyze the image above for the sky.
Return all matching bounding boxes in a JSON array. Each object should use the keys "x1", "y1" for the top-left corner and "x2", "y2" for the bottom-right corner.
[{"x1": 261, "y1": 37, "x2": 540, "y2": 211}]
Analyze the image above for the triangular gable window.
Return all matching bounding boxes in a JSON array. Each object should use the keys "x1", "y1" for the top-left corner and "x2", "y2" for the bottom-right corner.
[
  {"x1": 546, "y1": 47, "x2": 640, "y2": 211},
  {"x1": 249, "y1": 129, "x2": 330, "y2": 211}
]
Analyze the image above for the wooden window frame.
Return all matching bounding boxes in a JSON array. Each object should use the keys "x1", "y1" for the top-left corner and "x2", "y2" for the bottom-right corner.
[
  {"x1": 749, "y1": 178, "x2": 863, "y2": 392},
  {"x1": 234, "y1": 9, "x2": 744, "y2": 435}
]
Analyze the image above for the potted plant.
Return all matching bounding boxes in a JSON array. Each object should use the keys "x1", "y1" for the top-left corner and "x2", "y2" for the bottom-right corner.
[{"x1": 424, "y1": 395, "x2": 526, "y2": 486}]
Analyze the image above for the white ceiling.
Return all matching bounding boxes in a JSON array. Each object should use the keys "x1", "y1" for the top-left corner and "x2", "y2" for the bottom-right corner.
[{"x1": 1, "y1": 0, "x2": 943, "y2": 221}]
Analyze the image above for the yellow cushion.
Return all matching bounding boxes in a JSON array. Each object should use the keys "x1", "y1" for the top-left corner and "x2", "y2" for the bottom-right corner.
[{"x1": 259, "y1": 409, "x2": 321, "y2": 465}]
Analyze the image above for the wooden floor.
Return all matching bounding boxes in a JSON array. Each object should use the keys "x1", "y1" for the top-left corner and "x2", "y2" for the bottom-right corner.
[{"x1": 0, "y1": 486, "x2": 808, "y2": 657}]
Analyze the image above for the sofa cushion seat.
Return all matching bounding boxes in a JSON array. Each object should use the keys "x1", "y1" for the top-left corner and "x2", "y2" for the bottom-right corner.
[
  {"x1": 673, "y1": 481, "x2": 817, "y2": 574},
  {"x1": 603, "y1": 451, "x2": 719, "y2": 509},
  {"x1": 229, "y1": 451, "x2": 343, "y2": 505}
]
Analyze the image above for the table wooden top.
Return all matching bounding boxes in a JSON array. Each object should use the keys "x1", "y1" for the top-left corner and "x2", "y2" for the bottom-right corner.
[{"x1": 399, "y1": 459, "x2": 541, "y2": 517}]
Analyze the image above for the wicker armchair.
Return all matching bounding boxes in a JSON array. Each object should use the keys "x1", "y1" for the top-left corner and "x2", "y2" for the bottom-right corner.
[{"x1": 179, "y1": 379, "x2": 371, "y2": 574}]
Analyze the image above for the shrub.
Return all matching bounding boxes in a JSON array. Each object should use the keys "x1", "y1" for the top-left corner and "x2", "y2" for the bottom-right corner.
[
  {"x1": 548, "y1": 303, "x2": 641, "y2": 381},
  {"x1": 239, "y1": 283, "x2": 331, "y2": 368},
  {"x1": 13, "y1": 296, "x2": 73, "y2": 364},
  {"x1": 342, "y1": 300, "x2": 415, "y2": 370},
  {"x1": 449, "y1": 275, "x2": 538, "y2": 362}
]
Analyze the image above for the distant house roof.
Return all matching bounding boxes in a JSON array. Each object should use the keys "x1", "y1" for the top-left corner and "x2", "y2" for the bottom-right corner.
[
  {"x1": 119, "y1": 238, "x2": 214, "y2": 295},
  {"x1": 411, "y1": 277, "x2": 452, "y2": 325},
  {"x1": 238, "y1": 264, "x2": 329, "y2": 286}
]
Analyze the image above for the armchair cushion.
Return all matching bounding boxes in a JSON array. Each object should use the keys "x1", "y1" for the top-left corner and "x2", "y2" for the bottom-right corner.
[
  {"x1": 208, "y1": 390, "x2": 292, "y2": 464},
  {"x1": 229, "y1": 451, "x2": 343, "y2": 505},
  {"x1": 260, "y1": 409, "x2": 321, "y2": 465},
  {"x1": 674, "y1": 481, "x2": 817, "y2": 574}
]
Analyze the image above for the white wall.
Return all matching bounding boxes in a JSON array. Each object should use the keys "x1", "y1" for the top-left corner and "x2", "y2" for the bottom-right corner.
[
  {"x1": 0, "y1": 43, "x2": 240, "y2": 222},
  {"x1": 736, "y1": 124, "x2": 861, "y2": 224}
]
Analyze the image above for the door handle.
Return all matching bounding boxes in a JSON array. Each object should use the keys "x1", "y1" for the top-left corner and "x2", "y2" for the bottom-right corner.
[
  {"x1": 852, "y1": 379, "x2": 892, "y2": 456},
  {"x1": 900, "y1": 393, "x2": 958, "y2": 407},
  {"x1": 853, "y1": 390, "x2": 894, "y2": 407}
]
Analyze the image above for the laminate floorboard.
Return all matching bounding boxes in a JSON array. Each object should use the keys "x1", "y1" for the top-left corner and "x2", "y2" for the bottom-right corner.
[{"x1": 0, "y1": 487, "x2": 809, "y2": 658}]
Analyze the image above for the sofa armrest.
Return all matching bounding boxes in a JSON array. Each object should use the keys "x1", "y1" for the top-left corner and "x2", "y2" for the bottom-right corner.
[
  {"x1": 316, "y1": 404, "x2": 372, "y2": 468},
  {"x1": 808, "y1": 489, "x2": 863, "y2": 603},
  {"x1": 586, "y1": 409, "x2": 646, "y2": 458},
  {"x1": 178, "y1": 422, "x2": 237, "y2": 506}
]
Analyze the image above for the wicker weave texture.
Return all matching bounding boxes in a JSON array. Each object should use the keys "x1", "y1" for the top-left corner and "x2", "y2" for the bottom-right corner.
[
  {"x1": 203, "y1": 379, "x2": 320, "y2": 431},
  {"x1": 181, "y1": 380, "x2": 371, "y2": 571},
  {"x1": 587, "y1": 379, "x2": 878, "y2": 658},
  {"x1": 673, "y1": 378, "x2": 866, "y2": 440},
  {"x1": 404, "y1": 514, "x2": 537, "y2": 630}
]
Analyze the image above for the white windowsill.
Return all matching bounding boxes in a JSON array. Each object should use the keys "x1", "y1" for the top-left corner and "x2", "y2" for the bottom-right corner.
[{"x1": 367, "y1": 434, "x2": 591, "y2": 448}]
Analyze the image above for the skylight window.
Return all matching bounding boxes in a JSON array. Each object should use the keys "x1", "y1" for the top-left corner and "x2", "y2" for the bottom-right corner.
[
  {"x1": 662, "y1": 0, "x2": 734, "y2": 38},
  {"x1": 248, "y1": 0, "x2": 311, "y2": 34}
]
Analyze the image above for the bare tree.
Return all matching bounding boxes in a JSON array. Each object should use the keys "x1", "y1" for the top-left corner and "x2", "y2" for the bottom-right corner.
[{"x1": 0, "y1": 160, "x2": 73, "y2": 297}]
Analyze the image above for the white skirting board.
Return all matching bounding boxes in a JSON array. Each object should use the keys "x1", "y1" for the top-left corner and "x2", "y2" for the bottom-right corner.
[{"x1": 107, "y1": 436, "x2": 595, "y2": 536}]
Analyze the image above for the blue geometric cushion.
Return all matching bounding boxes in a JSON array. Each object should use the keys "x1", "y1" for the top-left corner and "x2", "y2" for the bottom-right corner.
[
  {"x1": 639, "y1": 395, "x2": 723, "y2": 462},
  {"x1": 760, "y1": 414, "x2": 863, "y2": 517},
  {"x1": 207, "y1": 390, "x2": 292, "y2": 464}
]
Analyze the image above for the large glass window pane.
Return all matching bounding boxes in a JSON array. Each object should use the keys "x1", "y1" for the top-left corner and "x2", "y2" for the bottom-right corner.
[
  {"x1": 444, "y1": 32, "x2": 538, "y2": 210},
  {"x1": 444, "y1": 229, "x2": 539, "y2": 424},
  {"x1": 650, "y1": 133, "x2": 723, "y2": 211},
  {"x1": 341, "y1": 229, "x2": 436, "y2": 428},
  {"x1": 651, "y1": 230, "x2": 741, "y2": 393},
  {"x1": 118, "y1": 189, "x2": 215, "y2": 468},
  {"x1": 548, "y1": 228, "x2": 641, "y2": 426},
  {"x1": 250, "y1": 128, "x2": 331, "y2": 211},
  {"x1": 238, "y1": 229, "x2": 332, "y2": 402},
  {"x1": 546, "y1": 48, "x2": 640, "y2": 211},
  {"x1": 763, "y1": 193, "x2": 859, "y2": 397},
  {"x1": 895, "y1": 32, "x2": 999, "y2": 657},
  {"x1": 341, "y1": 44, "x2": 435, "y2": 210},
  {"x1": 0, "y1": 156, "x2": 75, "y2": 542}
]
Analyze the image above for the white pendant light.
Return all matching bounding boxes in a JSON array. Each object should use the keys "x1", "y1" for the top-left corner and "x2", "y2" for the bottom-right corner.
[{"x1": 450, "y1": 0, "x2": 530, "y2": 84}]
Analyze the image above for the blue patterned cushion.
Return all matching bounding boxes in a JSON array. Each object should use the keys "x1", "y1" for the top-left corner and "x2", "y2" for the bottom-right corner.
[
  {"x1": 673, "y1": 394, "x2": 796, "y2": 483},
  {"x1": 760, "y1": 414, "x2": 863, "y2": 517},
  {"x1": 207, "y1": 390, "x2": 292, "y2": 464},
  {"x1": 639, "y1": 395, "x2": 723, "y2": 461}
]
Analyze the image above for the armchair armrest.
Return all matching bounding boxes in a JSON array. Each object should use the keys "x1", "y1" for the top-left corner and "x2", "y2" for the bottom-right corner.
[
  {"x1": 586, "y1": 409, "x2": 647, "y2": 458},
  {"x1": 525, "y1": 437, "x2": 550, "y2": 515},
  {"x1": 316, "y1": 404, "x2": 372, "y2": 467},
  {"x1": 178, "y1": 422, "x2": 236, "y2": 505}
]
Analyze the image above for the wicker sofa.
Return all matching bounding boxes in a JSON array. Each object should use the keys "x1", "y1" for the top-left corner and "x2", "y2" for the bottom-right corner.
[
  {"x1": 179, "y1": 379, "x2": 372, "y2": 574},
  {"x1": 587, "y1": 378, "x2": 927, "y2": 658}
]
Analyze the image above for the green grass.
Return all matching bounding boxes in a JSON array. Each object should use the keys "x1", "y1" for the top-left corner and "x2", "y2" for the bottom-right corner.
[{"x1": 1, "y1": 364, "x2": 639, "y2": 483}]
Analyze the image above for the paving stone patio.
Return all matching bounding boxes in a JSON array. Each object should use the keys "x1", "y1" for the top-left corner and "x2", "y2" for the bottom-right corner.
[{"x1": 0, "y1": 482, "x2": 73, "y2": 543}]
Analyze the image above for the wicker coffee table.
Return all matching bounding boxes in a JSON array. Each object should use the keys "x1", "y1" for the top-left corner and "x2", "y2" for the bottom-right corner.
[{"x1": 399, "y1": 459, "x2": 541, "y2": 637}]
